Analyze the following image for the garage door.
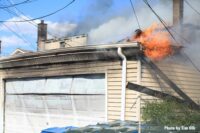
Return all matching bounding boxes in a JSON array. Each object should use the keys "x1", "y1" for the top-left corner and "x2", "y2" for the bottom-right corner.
[{"x1": 4, "y1": 74, "x2": 105, "y2": 133}]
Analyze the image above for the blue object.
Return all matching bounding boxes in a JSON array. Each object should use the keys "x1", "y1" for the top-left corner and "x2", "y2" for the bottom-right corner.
[{"x1": 41, "y1": 126, "x2": 76, "y2": 133}]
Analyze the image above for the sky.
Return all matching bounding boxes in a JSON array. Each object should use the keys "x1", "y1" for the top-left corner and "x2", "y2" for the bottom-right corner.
[{"x1": 0, "y1": 0, "x2": 199, "y2": 56}]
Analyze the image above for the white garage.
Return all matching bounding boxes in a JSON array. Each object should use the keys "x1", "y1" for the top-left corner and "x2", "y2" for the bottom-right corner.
[{"x1": 4, "y1": 74, "x2": 106, "y2": 133}]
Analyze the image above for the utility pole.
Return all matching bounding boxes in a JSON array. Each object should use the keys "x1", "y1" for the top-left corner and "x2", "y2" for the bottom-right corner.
[{"x1": 173, "y1": 0, "x2": 183, "y2": 25}]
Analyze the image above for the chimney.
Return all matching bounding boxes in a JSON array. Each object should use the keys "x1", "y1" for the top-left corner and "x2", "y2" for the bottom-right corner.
[
  {"x1": 173, "y1": 0, "x2": 183, "y2": 25},
  {"x1": 37, "y1": 20, "x2": 47, "y2": 51}
]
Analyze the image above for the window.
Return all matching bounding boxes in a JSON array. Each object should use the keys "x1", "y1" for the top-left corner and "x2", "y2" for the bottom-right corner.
[{"x1": 60, "y1": 41, "x2": 65, "y2": 48}]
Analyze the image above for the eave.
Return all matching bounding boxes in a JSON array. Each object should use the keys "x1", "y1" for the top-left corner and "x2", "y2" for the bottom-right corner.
[{"x1": 0, "y1": 42, "x2": 140, "y2": 69}]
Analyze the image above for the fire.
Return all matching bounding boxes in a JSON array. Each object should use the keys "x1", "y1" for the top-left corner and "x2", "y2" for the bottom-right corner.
[{"x1": 131, "y1": 23, "x2": 173, "y2": 61}]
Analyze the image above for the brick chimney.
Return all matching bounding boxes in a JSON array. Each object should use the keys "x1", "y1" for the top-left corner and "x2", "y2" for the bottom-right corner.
[
  {"x1": 37, "y1": 20, "x2": 47, "y2": 51},
  {"x1": 173, "y1": 0, "x2": 183, "y2": 25}
]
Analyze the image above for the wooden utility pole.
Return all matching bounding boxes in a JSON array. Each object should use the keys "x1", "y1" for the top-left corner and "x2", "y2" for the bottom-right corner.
[{"x1": 173, "y1": 0, "x2": 183, "y2": 25}]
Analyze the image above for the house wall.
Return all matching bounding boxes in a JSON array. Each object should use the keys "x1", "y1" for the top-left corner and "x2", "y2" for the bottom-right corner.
[
  {"x1": 140, "y1": 61, "x2": 200, "y2": 107},
  {"x1": 44, "y1": 35, "x2": 87, "y2": 50},
  {"x1": 0, "y1": 56, "x2": 199, "y2": 132},
  {"x1": 0, "y1": 59, "x2": 139, "y2": 132},
  {"x1": 157, "y1": 62, "x2": 200, "y2": 103},
  {"x1": 107, "y1": 60, "x2": 139, "y2": 121}
]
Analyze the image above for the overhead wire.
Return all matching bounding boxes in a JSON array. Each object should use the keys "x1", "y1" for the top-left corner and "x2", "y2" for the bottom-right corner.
[
  {"x1": 1, "y1": 6, "x2": 36, "y2": 50},
  {"x1": 129, "y1": 0, "x2": 141, "y2": 29},
  {"x1": 2, "y1": 6, "x2": 65, "y2": 65},
  {"x1": 2, "y1": 0, "x2": 74, "y2": 57},
  {"x1": 5, "y1": 0, "x2": 58, "y2": 38},
  {"x1": 2, "y1": 0, "x2": 74, "y2": 48},
  {"x1": 143, "y1": 0, "x2": 200, "y2": 73},
  {"x1": 184, "y1": 0, "x2": 200, "y2": 17},
  {"x1": 0, "y1": 0, "x2": 75, "y2": 22},
  {"x1": 7, "y1": 0, "x2": 71, "y2": 47},
  {"x1": 1, "y1": 0, "x2": 72, "y2": 54},
  {"x1": 128, "y1": 0, "x2": 171, "y2": 95},
  {"x1": 143, "y1": 0, "x2": 191, "y2": 45},
  {"x1": 143, "y1": 0, "x2": 178, "y2": 43},
  {"x1": 1, "y1": 23, "x2": 36, "y2": 49},
  {"x1": 0, "y1": 0, "x2": 34, "y2": 9},
  {"x1": 143, "y1": 0, "x2": 193, "y2": 46},
  {"x1": 128, "y1": 0, "x2": 170, "y2": 94},
  {"x1": 4, "y1": 0, "x2": 36, "y2": 26}
]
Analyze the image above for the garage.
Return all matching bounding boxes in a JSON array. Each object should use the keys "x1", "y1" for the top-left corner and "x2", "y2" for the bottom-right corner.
[{"x1": 4, "y1": 74, "x2": 106, "y2": 133}]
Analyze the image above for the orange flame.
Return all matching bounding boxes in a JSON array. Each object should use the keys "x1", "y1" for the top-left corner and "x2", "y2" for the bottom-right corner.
[{"x1": 132, "y1": 23, "x2": 173, "y2": 61}]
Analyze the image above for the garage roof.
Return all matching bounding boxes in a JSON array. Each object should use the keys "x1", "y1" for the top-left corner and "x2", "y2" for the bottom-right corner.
[{"x1": 0, "y1": 42, "x2": 140, "y2": 69}]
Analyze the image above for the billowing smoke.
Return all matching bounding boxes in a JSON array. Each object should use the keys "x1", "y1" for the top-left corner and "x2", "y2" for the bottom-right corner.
[
  {"x1": 71, "y1": 0, "x2": 114, "y2": 35},
  {"x1": 47, "y1": 21, "x2": 77, "y2": 38},
  {"x1": 181, "y1": 1, "x2": 200, "y2": 69},
  {"x1": 179, "y1": 24, "x2": 200, "y2": 69},
  {"x1": 67, "y1": 0, "x2": 173, "y2": 44},
  {"x1": 45, "y1": 0, "x2": 199, "y2": 68},
  {"x1": 50, "y1": 0, "x2": 200, "y2": 68},
  {"x1": 49, "y1": 0, "x2": 173, "y2": 44},
  {"x1": 166, "y1": 0, "x2": 200, "y2": 69}
]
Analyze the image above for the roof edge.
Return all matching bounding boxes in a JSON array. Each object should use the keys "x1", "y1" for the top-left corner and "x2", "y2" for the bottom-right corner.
[{"x1": 0, "y1": 42, "x2": 140, "y2": 69}]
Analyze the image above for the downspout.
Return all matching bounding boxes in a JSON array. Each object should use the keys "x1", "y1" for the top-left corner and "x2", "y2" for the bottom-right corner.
[
  {"x1": 137, "y1": 59, "x2": 142, "y2": 133},
  {"x1": 117, "y1": 47, "x2": 127, "y2": 121}
]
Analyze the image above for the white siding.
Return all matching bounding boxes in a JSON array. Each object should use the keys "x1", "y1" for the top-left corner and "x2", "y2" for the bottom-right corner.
[
  {"x1": 140, "y1": 60, "x2": 200, "y2": 107},
  {"x1": 107, "y1": 60, "x2": 138, "y2": 121}
]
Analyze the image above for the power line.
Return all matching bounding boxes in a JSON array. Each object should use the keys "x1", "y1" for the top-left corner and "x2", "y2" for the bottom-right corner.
[
  {"x1": 5, "y1": 0, "x2": 36, "y2": 26},
  {"x1": 143, "y1": 0, "x2": 200, "y2": 73},
  {"x1": 184, "y1": 0, "x2": 200, "y2": 17},
  {"x1": 5, "y1": 0, "x2": 57, "y2": 38},
  {"x1": 143, "y1": 0, "x2": 191, "y2": 44},
  {"x1": 182, "y1": 51, "x2": 200, "y2": 72},
  {"x1": 0, "y1": 0, "x2": 75, "y2": 23},
  {"x1": 129, "y1": 0, "x2": 141, "y2": 29},
  {"x1": 0, "y1": 0, "x2": 34, "y2": 9},
  {"x1": 143, "y1": 0, "x2": 192, "y2": 45},
  {"x1": 2, "y1": 7, "x2": 36, "y2": 50},
  {"x1": 2, "y1": 23, "x2": 36, "y2": 49},
  {"x1": 2, "y1": 3, "x2": 73, "y2": 47},
  {"x1": 3, "y1": 0, "x2": 72, "y2": 52},
  {"x1": 143, "y1": 0, "x2": 178, "y2": 43},
  {"x1": 141, "y1": 1, "x2": 191, "y2": 45}
]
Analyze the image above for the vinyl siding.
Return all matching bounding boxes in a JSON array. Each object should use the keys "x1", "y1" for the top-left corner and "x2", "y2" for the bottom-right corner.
[
  {"x1": 107, "y1": 60, "x2": 138, "y2": 121},
  {"x1": 0, "y1": 58, "x2": 199, "y2": 126},
  {"x1": 140, "y1": 61, "x2": 200, "y2": 107}
]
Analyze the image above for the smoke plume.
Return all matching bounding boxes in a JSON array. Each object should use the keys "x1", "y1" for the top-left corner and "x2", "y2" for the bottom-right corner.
[
  {"x1": 68, "y1": 0, "x2": 173, "y2": 44},
  {"x1": 54, "y1": 0, "x2": 200, "y2": 69},
  {"x1": 76, "y1": 0, "x2": 200, "y2": 69}
]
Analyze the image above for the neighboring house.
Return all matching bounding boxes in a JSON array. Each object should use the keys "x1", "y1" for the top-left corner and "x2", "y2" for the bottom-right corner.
[
  {"x1": 43, "y1": 34, "x2": 87, "y2": 50},
  {"x1": 37, "y1": 20, "x2": 87, "y2": 51},
  {"x1": 0, "y1": 21, "x2": 199, "y2": 133},
  {"x1": 11, "y1": 48, "x2": 33, "y2": 56}
]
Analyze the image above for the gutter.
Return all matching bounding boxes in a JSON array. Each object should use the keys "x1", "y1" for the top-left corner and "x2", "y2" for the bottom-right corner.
[
  {"x1": 0, "y1": 43, "x2": 138, "y2": 61},
  {"x1": 117, "y1": 47, "x2": 127, "y2": 121},
  {"x1": 0, "y1": 43, "x2": 140, "y2": 69}
]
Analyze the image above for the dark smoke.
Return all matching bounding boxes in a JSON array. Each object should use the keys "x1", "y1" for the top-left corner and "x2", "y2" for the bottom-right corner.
[
  {"x1": 70, "y1": 0, "x2": 114, "y2": 35},
  {"x1": 60, "y1": 0, "x2": 200, "y2": 69}
]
